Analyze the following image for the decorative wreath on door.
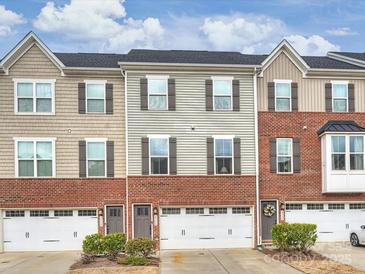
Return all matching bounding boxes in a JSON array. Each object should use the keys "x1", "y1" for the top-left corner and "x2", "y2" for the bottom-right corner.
[{"x1": 263, "y1": 204, "x2": 276, "y2": 217}]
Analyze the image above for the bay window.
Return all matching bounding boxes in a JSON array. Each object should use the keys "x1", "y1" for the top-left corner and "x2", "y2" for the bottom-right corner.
[
  {"x1": 149, "y1": 137, "x2": 169, "y2": 174},
  {"x1": 350, "y1": 136, "x2": 364, "y2": 170},
  {"x1": 331, "y1": 135, "x2": 364, "y2": 171},
  {"x1": 214, "y1": 138, "x2": 233, "y2": 174}
]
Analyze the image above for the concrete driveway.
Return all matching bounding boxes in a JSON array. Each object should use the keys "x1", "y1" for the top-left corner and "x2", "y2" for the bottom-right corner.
[
  {"x1": 314, "y1": 242, "x2": 365, "y2": 271},
  {"x1": 0, "y1": 251, "x2": 79, "y2": 274},
  {"x1": 161, "y1": 248, "x2": 302, "y2": 274}
]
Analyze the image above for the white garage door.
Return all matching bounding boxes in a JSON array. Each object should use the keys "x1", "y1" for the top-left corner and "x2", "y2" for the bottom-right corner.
[
  {"x1": 160, "y1": 207, "x2": 253, "y2": 249},
  {"x1": 3, "y1": 209, "x2": 98, "y2": 251},
  {"x1": 285, "y1": 203, "x2": 365, "y2": 242}
]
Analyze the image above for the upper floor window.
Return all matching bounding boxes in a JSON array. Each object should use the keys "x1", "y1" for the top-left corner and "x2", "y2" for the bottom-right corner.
[
  {"x1": 86, "y1": 139, "x2": 106, "y2": 177},
  {"x1": 214, "y1": 137, "x2": 233, "y2": 174},
  {"x1": 277, "y1": 138, "x2": 292, "y2": 173},
  {"x1": 15, "y1": 79, "x2": 55, "y2": 114},
  {"x1": 15, "y1": 138, "x2": 55, "y2": 177},
  {"x1": 86, "y1": 81, "x2": 106, "y2": 113},
  {"x1": 331, "y1": 135, "x2": 364, "y2": 171},
  {"x1": 149, "y1": 136, "x2": 169, "y2": 174},
  {"x1": 332, "y1": 81, "x2": 348, "y2": 112},
  {"x1": 275, "y1": 80, "x2": 291, "y2": 112},
  {"x1": 147, "y1": 76, "x2": 168, "y2": 110},
  {"x1": 213, "y1": 77, "x2": 232, "y2": 110}
]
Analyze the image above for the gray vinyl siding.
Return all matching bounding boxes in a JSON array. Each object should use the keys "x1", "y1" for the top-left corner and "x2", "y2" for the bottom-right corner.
[{"x1": 127, "y1": 72, "x2": 256, "y2": 175}]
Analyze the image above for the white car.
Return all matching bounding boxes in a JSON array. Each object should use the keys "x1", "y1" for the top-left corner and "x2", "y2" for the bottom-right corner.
[{"x1": 350, "y1": 225, "x2": 365, "y2": 246}]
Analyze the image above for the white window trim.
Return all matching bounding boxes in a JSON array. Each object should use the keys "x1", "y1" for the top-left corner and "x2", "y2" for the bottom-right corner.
[
  {"x1": 212, "y1": 76, "x2": 233, "y2": 111},
  {"x1": 330, "y1": 134, "x2": 365, "y2": 174},
  {"x1": 274, "y1": 79, "x2": 292, "y2": 112},
  {"x1": 213, "y1": 137, "x2": 234, "y2": 175},
  {"x1": 84, "y1": 80, "x2": 106, "y2": 114},
  {"x1": 148, "y1": 135, "x2": 170, "y2": 175},
  {"x1": 331, "y1": 80, "x2": 349, "y2": 113},
  {"x1": 146, "y1": 75, "x2": 169, "y2": 110},
  {"x1": 14, "y1": 137, "x2": 56, "y2": 178},
  {"x1": 85, "y1": 138, "x2": 107, "y2": 178},
  {"x1": 276, "y1": 138, "x2": 293, "y2": 174},
  {"x1": 13, "y1": 79, "x2": 56, "y2": 115}
]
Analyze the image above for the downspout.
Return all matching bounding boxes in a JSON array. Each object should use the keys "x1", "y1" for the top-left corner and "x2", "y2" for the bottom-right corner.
[
  {"x1": 122, "y1": 69, "x2": 129, "y2": 240},
  {"x1": 253, "y1": 67, "x2": 261, "y2": 247}
]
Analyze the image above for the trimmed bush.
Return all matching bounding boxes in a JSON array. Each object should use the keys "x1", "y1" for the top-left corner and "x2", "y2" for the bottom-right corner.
[
  {"x1": 82, "y1": 234, "x2": 105, "y2": 255},
  {"x1": 118, "y1": 255, "x2": 149, "y2": 266},
  {"x1": 104, "y1": 233, "x2": 127, "y2": 260},
  {"x1": 272, "y1": 223, "x2": 317, "y2": 253},
  {"x1": 125, "y1": 238, "x2": 156, "y2": 258}
]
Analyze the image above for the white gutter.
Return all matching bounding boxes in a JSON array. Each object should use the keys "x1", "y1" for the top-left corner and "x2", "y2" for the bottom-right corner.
[
  {"x1": 253, "y1": 68, "x2": 261, "y2": 247},
  {"x1": 124, "y1": 70, "x2": 129, "y2": 239}
]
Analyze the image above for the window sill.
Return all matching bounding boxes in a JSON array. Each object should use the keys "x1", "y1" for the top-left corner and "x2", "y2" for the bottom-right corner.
[{"x1": 15, "y1": 112, "x2": 55, "y2": 116}]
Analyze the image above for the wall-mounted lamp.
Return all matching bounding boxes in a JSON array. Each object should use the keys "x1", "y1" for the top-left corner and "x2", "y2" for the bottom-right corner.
[
  {"x1": 280, "y1": 203, "x2": 285, "y2": 211},
  {"x1": 98, "y1": 208, "x2": 104, "y2": 216},
  {"x1": 153, "y1": 207, "x2": 158, "y2": 215}
]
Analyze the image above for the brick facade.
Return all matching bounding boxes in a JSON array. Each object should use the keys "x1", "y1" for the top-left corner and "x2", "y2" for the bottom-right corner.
[
  {"x1": 259, "y1": 111, "x2": 365, "y2": 203},
  {"x1": 127, "y1": 175, "x2": 257, "y2": 242}
]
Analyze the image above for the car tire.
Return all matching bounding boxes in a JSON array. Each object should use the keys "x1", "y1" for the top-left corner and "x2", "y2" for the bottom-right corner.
[{"x1": 350, "y1": 233, "x2": 360, "y2": 246}]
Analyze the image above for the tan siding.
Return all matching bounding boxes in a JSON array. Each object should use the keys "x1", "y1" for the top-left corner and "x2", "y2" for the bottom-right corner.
[
  {"x1": 0, "y1": 44, "x2": 125, "y2": 178},
  {"x1": 258, "y1": 51, "x2": 365, "y2": 112},
  {"x1": 127, "y1": 72, "x2": 256, "y2": 175}
]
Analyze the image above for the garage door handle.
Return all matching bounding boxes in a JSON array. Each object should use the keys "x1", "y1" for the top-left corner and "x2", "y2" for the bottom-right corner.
[
  {"x1": 25, "y1": 232, "x2": 30, "y2": 238},
  {"x1": 74, "y1": 232, "x2": 78, "y2": 238},
  {"x1": 181, "y1": 229, "x2": 185, "y2": 236},
  {"x1": 199, "y1": 237, "x2": 215, "y2": 240}
]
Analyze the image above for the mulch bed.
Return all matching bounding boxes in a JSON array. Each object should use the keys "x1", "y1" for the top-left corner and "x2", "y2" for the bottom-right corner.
[{"x1": 262, "y1": 249, "x2": 365, "y2": 274}]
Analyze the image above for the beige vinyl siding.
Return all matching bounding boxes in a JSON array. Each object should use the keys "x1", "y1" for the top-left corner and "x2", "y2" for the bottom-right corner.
[
  {"x1": 0, "y1": 44, "x2": 125, "y2": 178},
  {"x1": 258, "y1": 51, "x2": 365, "y2": 112},
  {"x1": 127, "y1": 72, "x2": 256, "y2": 175}
]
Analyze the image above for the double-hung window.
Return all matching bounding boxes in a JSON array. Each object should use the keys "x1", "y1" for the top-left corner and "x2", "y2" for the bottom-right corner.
[
  {"x1": 15, "y1": 138, "x2": 55, "y2": 177},
  {"x1": 214, "y1": 137, "x2": 233, "y2": 174},
  {"x1": 149, "y1": 136, "x2": 169, "y2": 174},
  {"x1": 277, "y1": 138, "x2": 292, "y2": 173},
  {"x1": 85, "y1": 81, "x2": 106, "y2": 113},
  {"x1": 331, "y1": 135, "x2": 364, "y2": 171},
  {"x1": 147, "y1": 76, "x2": 168, "y2": 110},
  {"x1": 212, "y1": 77, "x2": 232, "y2": 110},
  {"x1": 275, "y1": 80, "x2": 291, "y2": 112},
  {"x1": 332, "y1": 81, "x2": 348, "y2": 112},
  {"x1": 15, "y1": 79, "x2": 55, "y2": 114},
  {"x1": 86, "y1": 139, "x2": 106, "y2": 177}
]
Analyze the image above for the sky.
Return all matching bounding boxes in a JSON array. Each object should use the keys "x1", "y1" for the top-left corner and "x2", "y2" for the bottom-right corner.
[{"x1": 0, "y1": 0, "x2": 365, "y2": 57}]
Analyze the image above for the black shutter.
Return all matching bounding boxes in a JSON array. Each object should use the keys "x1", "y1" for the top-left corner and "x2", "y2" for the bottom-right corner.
[
  {"x1": 207, "y1": 138, "x2": 214, "y2": 175},
  {"x1": 79, "y1": 140, "x2": 86, "y2": 177},
  {"x1": 268, "y1": 82, "x2": 275, "y2": 112},
  {"x1": 348, "y1": 83, "x2": 355, "y2": 112},
  {"x1": 206, "y1": 80, "x2": 213, "y2": 111},
  {"x1": 233, "y1": 138, "x2": 241, "y2": 175},
  {"x1": 140, "y1": 78, "x2": 148, "y2": 110},
  {"x1": 293, "y1": 138, "x2": 301, "y2": 173},
  {"x1": 169, "y1": 138, "x2": 177, "y2": 175},
  {"x1": 141, "y1": 137, "x2": 149, "y2": 175},
  {"x1": 106, "y1": 141, "x2": 114, "y2": 177},
  {"x1": 325, "y1": 83, "x2": 332, "y2": 112},
  {"x1": 269, "y1": 138, "x2": 277, "y2": 173},
  {"x1": 105, "y1": 83, "x2": 113, "y2": 114},
  {"x1": 168, "y1": 79, "x2": 176, "y2": 111},
  {"x1": 291, "y1": 82, "x2": 298, "y2": 112},
  {"x1": 78, "y1": 83, "x2": 86, "y2": 114},
  {"x1": 232, "y1": 80, "x2": 240, "y2": 111}
]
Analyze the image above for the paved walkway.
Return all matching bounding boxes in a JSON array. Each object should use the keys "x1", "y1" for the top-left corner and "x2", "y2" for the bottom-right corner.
[{"x1": 161, "y1": 248, "x2": 302, "y2": 274}]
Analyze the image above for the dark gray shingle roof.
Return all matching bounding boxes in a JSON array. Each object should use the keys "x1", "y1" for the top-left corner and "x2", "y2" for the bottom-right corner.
[
  {"x1": 330, "y1": 52, "x2": 365, "y2": 62},
  {"x1": 317, "y1": 120, "x2": 365, "y2": 135},
  {"x1": 54, "y1": 52, "x2": 127, "y2": 68},
  {"x1": 302, "y1": 56, "x2": 365, "y2": 70}
]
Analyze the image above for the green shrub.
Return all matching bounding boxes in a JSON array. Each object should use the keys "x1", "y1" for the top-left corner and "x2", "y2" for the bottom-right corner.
[
  {"x1": 125, "y1": 238, "x2": 156, "y2": 258},
  {"x1": 272, "y1": 223, "x2": 317, "y2": 253},
  {"x1": 118, "y1": 255, "x2": 149, "y2": 266},
  {"x1": 82, "y1": 234, "x2": 105, "y2": 255},
  {"x1": 104, "y1": 233, "x2": 127, "y2": 260}
]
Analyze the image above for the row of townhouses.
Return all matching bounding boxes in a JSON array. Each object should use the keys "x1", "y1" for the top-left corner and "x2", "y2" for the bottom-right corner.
[{"x1": 0, "y1": 32, "x2": 364, "y2": 252}]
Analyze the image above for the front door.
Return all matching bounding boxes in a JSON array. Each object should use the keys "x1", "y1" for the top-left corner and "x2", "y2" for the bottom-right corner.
[
  {"x1": 134, "y1": 205, "x2": 151, "y2": 238},
  {"x1": 106, "y1": 206, "x2": 123, "y2": 234},
  {"x1": 261, "y1": 201, "x2": 277, "y2": 241}
]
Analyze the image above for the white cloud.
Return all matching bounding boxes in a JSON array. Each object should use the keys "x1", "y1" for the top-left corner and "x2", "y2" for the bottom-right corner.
[
  {"x1": 0, "y1": 5, "x2": 26, "y2": 37},
  {"x1": 326, "y1": 27, "x2": 357, "y2": 36},
  {"x1": 285, "y1": 35, "x2": 340, "y2": 55}
]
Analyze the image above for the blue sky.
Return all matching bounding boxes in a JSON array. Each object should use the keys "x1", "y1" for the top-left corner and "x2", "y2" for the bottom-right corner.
[{"x1": 1, "y1": 0, "x2": 365, "y2": 57}]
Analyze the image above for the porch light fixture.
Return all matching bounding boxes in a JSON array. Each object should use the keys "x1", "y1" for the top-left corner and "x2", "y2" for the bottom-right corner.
[
  {"x1": 153, "y1": 207, "x2": 158, "y2": 215},
  {"x1": 98, "y1": 208, "x2": 103, "y2": 216}
]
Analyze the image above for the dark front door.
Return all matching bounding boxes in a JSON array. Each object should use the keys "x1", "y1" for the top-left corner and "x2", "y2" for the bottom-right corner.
[
  {"x1": 106, "y1": 206, "x2": 123, "y2": 234},
  {"x1": 261, "y1": 201, "x2": 278, "y2": 241},
  {"x1": 134, "y1": 205, "x2": 151, "y2": 238}
]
